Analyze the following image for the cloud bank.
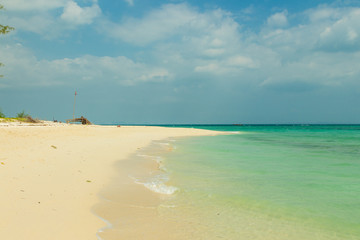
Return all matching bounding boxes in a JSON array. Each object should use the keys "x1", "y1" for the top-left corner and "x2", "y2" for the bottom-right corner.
[
  {"x1": 0, "y1": 0, "x2": 101, "y2": 37},
  {"x1": 1, "y1": 2, "x2": 360, "y2": 93}
]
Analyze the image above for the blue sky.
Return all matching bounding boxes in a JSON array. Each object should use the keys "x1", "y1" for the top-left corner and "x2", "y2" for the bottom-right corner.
[{"x1": 1, "y1": 0, "x2": 360, "y2": 124}]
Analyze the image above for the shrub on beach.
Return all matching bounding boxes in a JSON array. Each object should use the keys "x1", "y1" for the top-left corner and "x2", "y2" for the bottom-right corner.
[
  {"x1": 16, "y1": 110, "x2": 29, "y2": 119},
  {"x1": 0, "y1": 108, "x2": 5, "y2": 118},
  {"x1": 0, "y1": 109, "x2": 40, "y2": 123}
]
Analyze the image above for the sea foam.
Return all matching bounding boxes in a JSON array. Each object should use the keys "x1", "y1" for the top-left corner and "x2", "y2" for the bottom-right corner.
[
  {"x1": 143, "y1": 181, "x2": 178, "y2": 195},
  {"x1": 133, "y1": 173, "x2": 178, "y2": 195}
]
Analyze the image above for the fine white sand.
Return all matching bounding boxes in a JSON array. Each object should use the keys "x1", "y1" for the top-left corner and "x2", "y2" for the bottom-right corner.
[{"x1": 0, "y1": 124, "x2": 220, "y2": 239}]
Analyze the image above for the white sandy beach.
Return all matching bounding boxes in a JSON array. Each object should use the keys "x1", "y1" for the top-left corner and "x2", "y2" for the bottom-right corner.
[{"x1": 0, "y1": 123, "x2": 219, "y2": 239}]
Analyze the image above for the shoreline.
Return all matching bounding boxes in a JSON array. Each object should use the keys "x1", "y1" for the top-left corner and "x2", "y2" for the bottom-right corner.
[
  {"x1": 0, "y1": 124, "x2": 222, "y2": 239},
  {"x1": 94, "y1": 138, "x2": 183, "y2": 239}
]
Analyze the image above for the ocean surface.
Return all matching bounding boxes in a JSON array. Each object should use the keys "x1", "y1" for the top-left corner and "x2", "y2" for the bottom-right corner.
[{"x1": 137, "y1": 125, "x2": 360, "y2": 239}]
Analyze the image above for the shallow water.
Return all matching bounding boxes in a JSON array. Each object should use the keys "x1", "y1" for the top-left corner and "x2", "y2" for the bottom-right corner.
[{"x1": 147, "y1": 125, "x2": 360, "y2": 239}]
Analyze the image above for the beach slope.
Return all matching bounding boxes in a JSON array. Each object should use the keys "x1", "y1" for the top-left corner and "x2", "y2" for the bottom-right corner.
[{"x1": 0, "y1": 125, "x2": 219, "y2": 240}]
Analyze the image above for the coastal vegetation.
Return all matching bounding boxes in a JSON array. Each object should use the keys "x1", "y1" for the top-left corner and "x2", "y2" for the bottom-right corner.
[
  {"x1": 0, "y1": 108, "x2": 39, "y2": 123},
  {"x1": 0, "y1": 4, "x2": 14, "y2": 77},
  {"x1": 0, "y1": 5, "x2": 14, "y2": 35},
  {"x1": 16, "y1": 110, "x2": 29, "y2": 118},
  {"x1": 0, "y1": 108, "x2": 5, "y2": 118}
]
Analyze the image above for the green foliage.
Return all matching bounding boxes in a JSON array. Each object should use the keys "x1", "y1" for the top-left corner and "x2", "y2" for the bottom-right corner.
[
  {"x1": 0, "y1": 5, "x2": 14, "y2": 35},
  {"x1": 0, "y1": 62, "x2": 3, "y2": 77},
  {"x1": 0, "y1": 4, "x2": 14, "y2": 78},
  {"x1": 0, "y1": 24, "x2": 14, "y2": 34},
  {"x1": 0, "y1": 108, "x2": 5, "y2": 118},
  {"x1": 16, "y1": 110, "x2": 29, "y2": 119}
]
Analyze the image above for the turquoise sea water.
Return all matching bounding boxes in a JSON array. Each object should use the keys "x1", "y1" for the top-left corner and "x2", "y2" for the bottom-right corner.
[{"x1": 148, "y1": 125, "x2": 360, "y2": 239}]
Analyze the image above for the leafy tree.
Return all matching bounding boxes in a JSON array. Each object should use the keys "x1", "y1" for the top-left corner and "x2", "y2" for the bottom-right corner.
[
  {"x1": 0, "y1": 4, "x2": 14, "y2": 77},
  {"x1": 0, "y1": 5, "x2": 14, "y2": 35}
]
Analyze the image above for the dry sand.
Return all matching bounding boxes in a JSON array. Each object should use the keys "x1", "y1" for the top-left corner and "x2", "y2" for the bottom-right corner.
[{"x1": 0, "y1": 124, "x2": 219, "y2": 239}]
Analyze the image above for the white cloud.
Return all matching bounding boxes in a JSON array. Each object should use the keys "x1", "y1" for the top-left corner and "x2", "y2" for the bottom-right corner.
[
  {"x1": 315, "y1": 8, "x2": 360, "y2": 51},
  {"x1": 102, "y1": 3, "x2": 198, "y2": 45},
  {"x1": 194, "y1": 63, "x2": 219, "y2": 73},
  {"x1": 1, "y1": 0, "x2": 67, "y2": 11},
  {"x1": 193, "y1": 55, "x2": 256, "y2": 74},
  {"x1": 348, "y1": 29, "x2": 358, "y2": 41},
  {"x1": 227, "y1": 56, "x2": 256, "y2": 68},
  {"x1": 124, "y1": 0, "x2": 134, "y2": 7},
  {"x1": 258, "y1": 51, "x2": 360, "y2": 90},
  {"x1": 203, "y1": 48, "x2": 225, "y2": 57},
  {"x1": 101, "y1": 4, "x2": 240, "y2": 47},
  {"x1": 0, "y1": 0, "x2": 102, "y2": 38},
  {"x1": 134, "y1": 69, "x2": 171, "y2": 84},
  {"x1": 307, "y1": 7, "x2": 342, "y2": 22},
  {"x1": 1, "y1": 13, "x2": 55, "y2": 35},
  {"x1": 259, "y1": 7, "x2": 360, "y2": 54},
  {"x1": 61, "y1": 1, "x2": 101, "y2": 25},
  {"x1": 0, "y1": 44, "x2": 172, "y2": 88},
  {"x1": 267, "y1": 11, "x2": 288, "y2": 28}
]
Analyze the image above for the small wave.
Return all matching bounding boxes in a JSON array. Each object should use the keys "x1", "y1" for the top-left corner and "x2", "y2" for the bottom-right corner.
[
  {"x1": 95, "y1": 214, "x2": 113, "y2": 240},
  {"x1": 132, "y1": 173, "x2": 178, "y2": 195},
  {"x1": 136, "y1": 154, "x2": 154, "y2": 158},
  {"x1": 157, "y1": 142, "x2": 171, "y2": 146},
  {"x1": 155, "y1": 156, "x2": 163, "y2": 163},
  {"x1": 152, "y1": 156, "x2": 167, "y2": 171},
  {"x1": 136, "y1": 154, "x2": 164, "y2": 163},
  {"x1": 159, "y1": 204, "x2": 177, "y2": 208},
  {"x1": 144, "y1": 182, "x2": 178, "y2": 195}
]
